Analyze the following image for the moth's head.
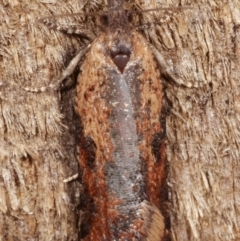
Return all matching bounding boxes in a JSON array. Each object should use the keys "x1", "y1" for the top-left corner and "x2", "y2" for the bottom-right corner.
[
  {"x1": 101, "y1": 0, "x2": 133, "y2": 32},
  {"x1": 100, "y1": 8, "x2": 133, "y2": 32}
]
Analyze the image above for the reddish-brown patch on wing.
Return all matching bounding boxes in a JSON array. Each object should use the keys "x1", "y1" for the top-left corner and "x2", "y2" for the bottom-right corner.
[
  {"x1": 131, "y1": 32, "x2": 168, "y2": 240},
  {"x1": 76, "y1": 34, "x2": 119, "y2": 240}
]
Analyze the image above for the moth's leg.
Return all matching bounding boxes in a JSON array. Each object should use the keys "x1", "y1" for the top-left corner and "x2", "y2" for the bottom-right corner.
[
  {"x1": 25, "y1": 45, "x2": 90, "y2": 92},
  {"x1": 63, "y1": 173, "x2": 79, "y2": 183},
  {"x1": 42, "y1": 21, "x2": 96, "y2": 89},
  {"x1": 49, "y1": 45, "x2": 90, "y2": 90},
  {"x1": 24, "y1": 17, "x2": 96, "y2": 92},
  {"x1": 150, "y1": 44, "x2": 192, "y2": 88}
]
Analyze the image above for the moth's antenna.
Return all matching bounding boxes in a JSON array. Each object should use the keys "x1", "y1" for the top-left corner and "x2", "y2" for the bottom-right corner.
[
  {"x1": 37, "y1": 5, "x2": 192, "y2": 24},
  {"x1": 37, "y1": 11, "x2": 106, "y2": 23},
  {"x1": 139, "y1": 6, "x2": 193, "y2": 14}
]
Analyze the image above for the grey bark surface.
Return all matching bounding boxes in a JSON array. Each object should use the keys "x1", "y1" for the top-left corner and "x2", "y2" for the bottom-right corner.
[{"x1": 0, "y1": 0, "x2": 240, "y2": 240}]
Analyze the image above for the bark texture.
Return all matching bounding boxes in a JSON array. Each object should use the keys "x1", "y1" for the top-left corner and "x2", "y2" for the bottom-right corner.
[{"x1": 0, "y1": 0, "x2": 240, "y2": 240}]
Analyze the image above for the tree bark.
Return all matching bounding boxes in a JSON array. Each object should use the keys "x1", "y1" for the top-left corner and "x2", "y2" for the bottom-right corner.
[{"x1": 0, "y1": 0, "x2": 240, "y2": 240}]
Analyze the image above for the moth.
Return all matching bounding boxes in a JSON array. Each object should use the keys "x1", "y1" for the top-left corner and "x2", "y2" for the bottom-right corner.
[{"x1": 33, "y1": 0, "x2": 174, "y2": 240}]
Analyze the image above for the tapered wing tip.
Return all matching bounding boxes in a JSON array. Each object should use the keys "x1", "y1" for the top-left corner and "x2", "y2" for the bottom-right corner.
[{"x1": 138, "y1": 201, "x2": 166, "y2": 241}]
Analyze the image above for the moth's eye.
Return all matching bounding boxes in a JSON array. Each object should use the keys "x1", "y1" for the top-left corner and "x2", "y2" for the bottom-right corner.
[
  {"x1": 100, "y1": 14, "x2": 108, "y2": 26},
  {"x1": 125, "y1": 10, "x2": 133, "y2": 23}
]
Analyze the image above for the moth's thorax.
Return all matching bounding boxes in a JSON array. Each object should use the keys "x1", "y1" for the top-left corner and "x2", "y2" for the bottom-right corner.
[{"x1": 94, "y1": 30, "x2": 138, "y2": 74}]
